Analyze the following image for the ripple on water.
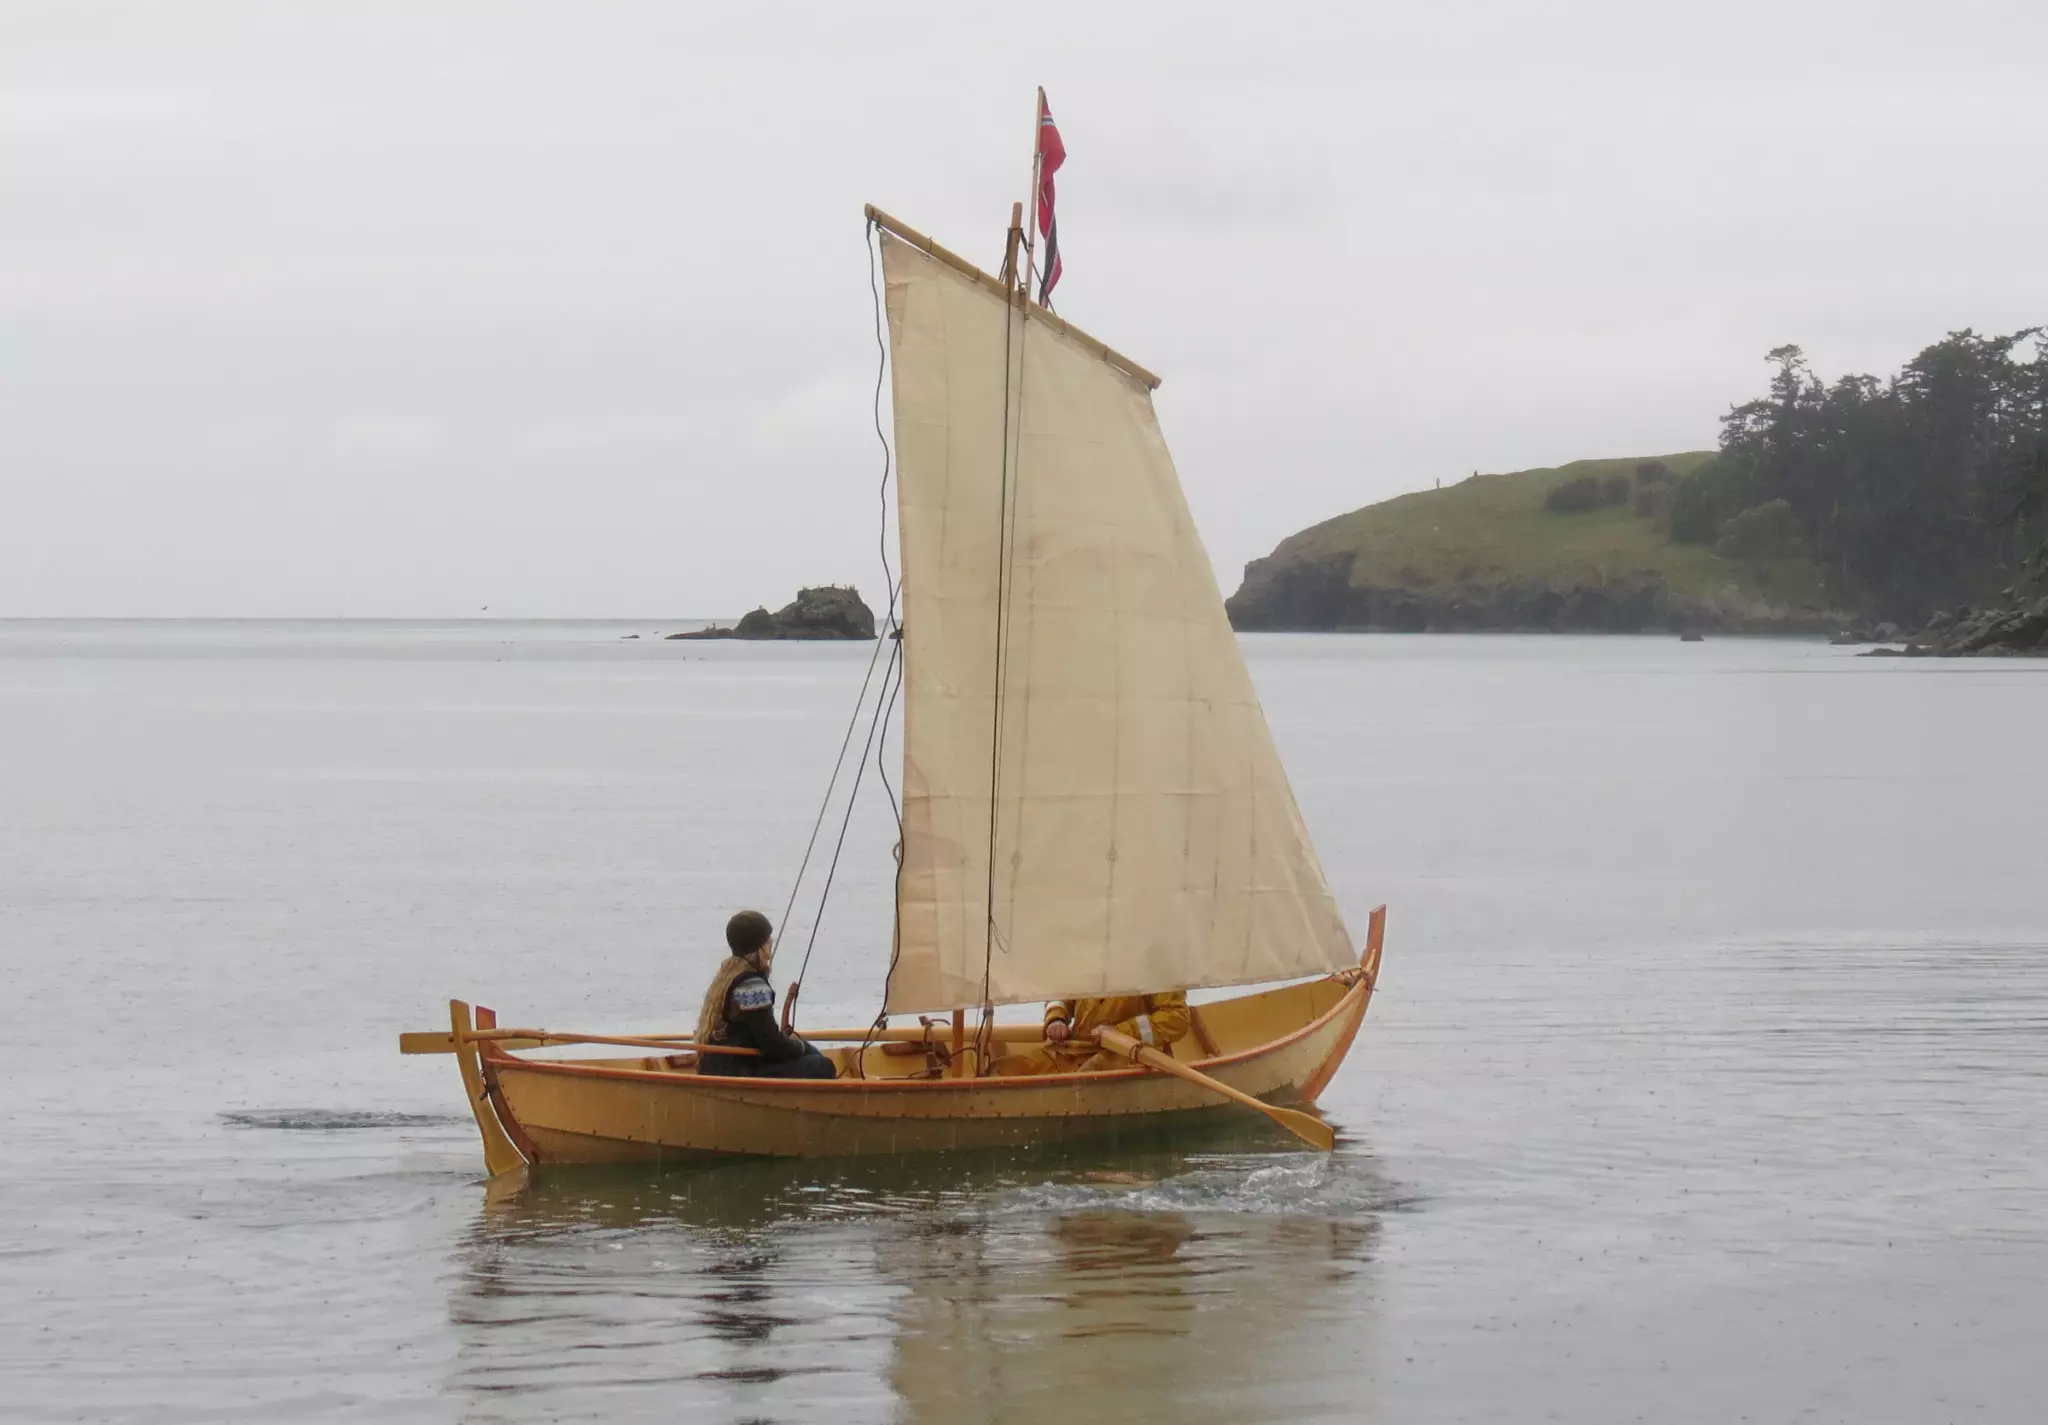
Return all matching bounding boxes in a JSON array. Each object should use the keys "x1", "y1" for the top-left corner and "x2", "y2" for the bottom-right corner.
[
  {"x1": 949, "y1": 1152, "x2": 1415, "y2": 1228},
  {"x1": 219, "y1": 1108, "x2": 472, "y2": 1130}
]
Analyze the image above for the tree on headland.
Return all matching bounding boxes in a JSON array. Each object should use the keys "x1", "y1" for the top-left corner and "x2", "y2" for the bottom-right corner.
[
  {"x1": 2015, "y1": 446, "x2": 2048, "y2": 580},
  {"x1": 1670, "y1": 329, "x2": 2048, "y2": 619}
]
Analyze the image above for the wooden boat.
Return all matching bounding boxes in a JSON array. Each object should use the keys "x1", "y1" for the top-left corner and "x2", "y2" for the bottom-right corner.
[
  {"x1": 406, "y1": 110, "x2": 1387, "y2": 1174},
  {"x1": 432, "y1": 914, "x2": 1378, "y2": 1173}
]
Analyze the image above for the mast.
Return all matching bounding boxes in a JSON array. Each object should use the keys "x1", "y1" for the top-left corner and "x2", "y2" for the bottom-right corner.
[
  {"x1": 977, "y1": 193, "x2": 1027, "y2": 1050},
  {"x1": 998, "y1": 202, "x2": 1024, "y2": 290}
]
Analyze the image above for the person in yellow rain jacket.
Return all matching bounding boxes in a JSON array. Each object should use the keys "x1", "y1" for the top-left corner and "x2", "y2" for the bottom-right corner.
[{"x1": 992, "y1": 992, "x2": 1192, "y2": 1075}]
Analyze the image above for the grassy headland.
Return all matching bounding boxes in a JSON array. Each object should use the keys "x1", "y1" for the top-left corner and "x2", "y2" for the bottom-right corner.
[
  {"x1": 1227, "y1": 453, "x2": 1849, "y2": 632},
  {"x1": 1229, "y1": 328, "x2": 2048, "y2": 634}
]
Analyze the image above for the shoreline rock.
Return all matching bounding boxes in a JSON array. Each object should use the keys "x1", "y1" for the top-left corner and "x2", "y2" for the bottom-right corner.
[
  {"x1": 1861, "y1": 593, "x2": 2048, "y2": 658},
  {"x1": 1828, "y1": 621, "x2": 1901, "y2": 645},
  {"x1": 667, "y1": 586, "x2": 877, "y2": 641}
]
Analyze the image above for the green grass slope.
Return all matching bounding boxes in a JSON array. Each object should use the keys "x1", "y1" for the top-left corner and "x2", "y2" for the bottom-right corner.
[{"x1": 1230, "y1": 454, "x2": 1849, "y2": 630}]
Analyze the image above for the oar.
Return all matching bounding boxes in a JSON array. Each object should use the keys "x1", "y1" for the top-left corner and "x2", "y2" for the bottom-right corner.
[
  {"x1": 1092, "y1": 1027, "x2": 1335, "y2": 1151},
  {"x1": 400, "y1": 1028, "x2": 759, "y2": 1056},
  {"x1": 502, "y1": 1031, "x2": 761, "y2": 1056},
  {"x1": 400, "y1": 1023, "x2": 1056, "y2": 1054}
]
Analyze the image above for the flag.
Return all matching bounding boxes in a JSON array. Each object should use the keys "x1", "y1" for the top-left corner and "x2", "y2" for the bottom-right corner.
[{"x1": 1035, "y1": 93, "x2": 1065, "y2": 306}]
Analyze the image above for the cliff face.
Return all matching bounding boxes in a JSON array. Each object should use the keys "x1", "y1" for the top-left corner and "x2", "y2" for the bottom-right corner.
[{"x1": 1226, "y1": 455, "x2": 1852, "y2": 634}]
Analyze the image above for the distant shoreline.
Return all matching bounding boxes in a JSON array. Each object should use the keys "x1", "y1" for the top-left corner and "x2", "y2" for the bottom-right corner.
[
  {"x1": 0, "y1": 616, "x2": 731, "y2": 625},
  {"x1": 1, "y1": 616, "x2": 1828, "y2": 640}
]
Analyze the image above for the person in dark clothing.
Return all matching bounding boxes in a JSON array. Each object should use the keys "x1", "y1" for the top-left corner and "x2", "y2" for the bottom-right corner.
[{"x1": 694, "y1": 910, "x2": 836, "y2": 1079}]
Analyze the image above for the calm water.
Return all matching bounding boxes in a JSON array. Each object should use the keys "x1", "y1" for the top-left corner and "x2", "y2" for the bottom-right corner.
[{"x1": 3, "y1": 621, "x2": 2044, "y2": 1423}]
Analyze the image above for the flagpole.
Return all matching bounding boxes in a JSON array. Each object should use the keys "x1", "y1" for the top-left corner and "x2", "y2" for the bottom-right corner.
[{"x1": 1023, "y1": 86, "x2": 1045, "y2": 300}]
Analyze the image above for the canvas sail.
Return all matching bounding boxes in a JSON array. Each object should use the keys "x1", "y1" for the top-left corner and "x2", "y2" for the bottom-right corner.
[{"x1": 878, "y1": 227, "x2": 1354, "y2": 1015}]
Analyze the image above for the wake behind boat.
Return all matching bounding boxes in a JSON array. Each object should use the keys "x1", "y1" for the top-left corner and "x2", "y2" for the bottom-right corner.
[{"x1": 404, "y1": 97, "x2": 1387, "y2": 1175}]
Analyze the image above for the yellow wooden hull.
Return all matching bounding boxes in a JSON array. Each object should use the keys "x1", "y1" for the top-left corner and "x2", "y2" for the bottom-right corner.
[{"x1": 451, "y1": 915, "x2": 1383, "y2": 1172}]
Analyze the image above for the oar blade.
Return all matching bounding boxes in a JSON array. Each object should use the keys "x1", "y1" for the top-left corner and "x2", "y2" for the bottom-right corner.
[{"x1": 1268, "y1": 1105, "x2": 1337, "y2": 1152}]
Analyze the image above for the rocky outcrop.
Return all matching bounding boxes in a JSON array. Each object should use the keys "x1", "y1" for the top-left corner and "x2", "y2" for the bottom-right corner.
[
  {"x1": 1863, "y1": 594, "x2": 2048, "y2": 657},
  {"x1": 668, "y1": 586, "x2": 877, "y2": 641}
]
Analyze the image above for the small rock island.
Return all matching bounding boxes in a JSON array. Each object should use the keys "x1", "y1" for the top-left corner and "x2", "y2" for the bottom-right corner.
[{"x1": 667, "y1": 586, "x2": 877, "y2": 641}]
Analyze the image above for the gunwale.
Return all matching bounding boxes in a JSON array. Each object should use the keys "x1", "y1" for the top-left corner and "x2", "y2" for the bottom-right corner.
[{"x1": 479, "y1": 965, "x2": 1366, "y2": 1095}]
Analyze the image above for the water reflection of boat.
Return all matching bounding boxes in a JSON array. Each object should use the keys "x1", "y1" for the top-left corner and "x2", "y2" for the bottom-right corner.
[
  {"x1": 409, "y1": 119, "x2": 1386, "y2": 1173},
  {"x1": 882, "y1": 1184, "x2": 1381, "y2": 1424},
  {"x1": 450, "y1": 1169, "x2": 842, "y2": 1413},
  {"x1": 447, "y1": 1147, "x2": 1386, "y2": 1421}
]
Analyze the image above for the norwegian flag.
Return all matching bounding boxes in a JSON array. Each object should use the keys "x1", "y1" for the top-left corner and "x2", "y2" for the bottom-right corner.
[{"x1": 1034, "y1": 93, "x2": 1065, "y2": 306}]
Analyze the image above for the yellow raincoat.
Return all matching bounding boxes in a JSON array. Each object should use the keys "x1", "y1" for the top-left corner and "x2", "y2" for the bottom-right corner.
[{"x1": 992, "y1": 992, "x2": 1192, "y2": 1075}]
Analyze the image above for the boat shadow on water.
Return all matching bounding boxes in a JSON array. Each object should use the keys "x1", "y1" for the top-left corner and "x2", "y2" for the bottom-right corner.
[{"x1": 445, "y1": 1128, "x2": 1405, "y2": 1422}]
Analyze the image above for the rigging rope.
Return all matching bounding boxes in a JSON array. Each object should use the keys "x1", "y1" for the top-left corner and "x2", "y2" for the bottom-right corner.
[
  {"x1": 848, "y1": 216, "x2": 919, "y2": 1072},
  {"x1": 859, "y1": 595, "x2": 908, "y2": 1072},
  {"x1": 795, "y1": 632, "x2": 899, "y2": 989},
  {"x1": 783, "y1": 219, "x2": 905, "y2": 1002},
  {"x1": 778, "y1": 615, "x2": 891, "y2": 968},
  {"x1": 866, "y1": 218, "x2": 907, "y2": 850}
]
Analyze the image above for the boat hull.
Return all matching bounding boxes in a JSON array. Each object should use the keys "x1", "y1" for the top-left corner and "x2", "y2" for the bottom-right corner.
[{"x1": 456, "y1": 913, "x2": 1383, "y2": 1169}]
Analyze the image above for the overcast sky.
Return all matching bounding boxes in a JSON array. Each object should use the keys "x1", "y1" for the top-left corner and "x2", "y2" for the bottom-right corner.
[{"x1": 5, "y1": 1, "x2": 2046, "y2": 617}]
